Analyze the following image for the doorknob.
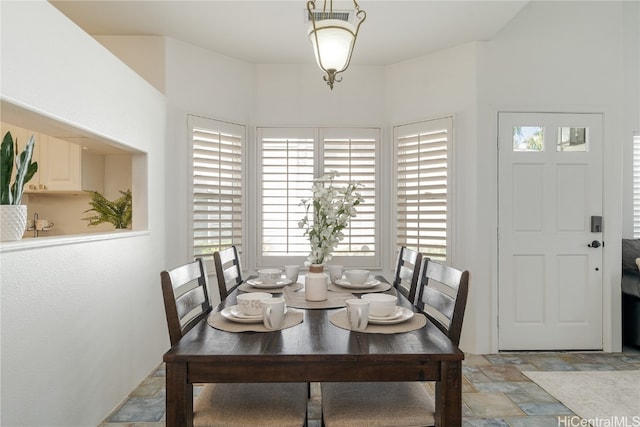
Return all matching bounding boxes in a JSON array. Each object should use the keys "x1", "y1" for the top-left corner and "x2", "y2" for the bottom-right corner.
[{"x1": 588, "y1": 240, "x2": 601, "y2": 248}]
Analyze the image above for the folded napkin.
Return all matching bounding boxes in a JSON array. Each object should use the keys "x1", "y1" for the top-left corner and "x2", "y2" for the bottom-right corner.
[
  {"x1": 238, "y1": 282, "x2": 303, "y2": 293},
  {"x1": 207, "y1": 309, "x2": 303, "y2": 333},
  {"x1": 283, "y1": 286, "x2": 354, "y2": 309},
  {"x1": 329, "y1": 309, "x2": 427, "y2": 334},
  {"x1": 328, "y1": 282, "x2": 392, "y2": 294}
]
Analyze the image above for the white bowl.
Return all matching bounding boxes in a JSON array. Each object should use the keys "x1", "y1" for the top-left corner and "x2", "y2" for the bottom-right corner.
[
  {"x1": 345, "y1": 269, "x2": 370, "y2": 285},
  {"x1": 237, "y1": 292, "x2": 272, "y2": 316},
  {"x1": 258, "y1": 268, "x2": 282, "y2": 284},
  {"x1": 362, "y1": 293, "x2": 398, "y2": 317}
]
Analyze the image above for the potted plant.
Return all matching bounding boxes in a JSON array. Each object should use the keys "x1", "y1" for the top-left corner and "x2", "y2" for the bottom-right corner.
[
  {"x1": 0, "y1": 131, "x2": 38, "y2": 241},
  {"x1": 83, "y1": 189, "x2": 132, "y2": 229}
]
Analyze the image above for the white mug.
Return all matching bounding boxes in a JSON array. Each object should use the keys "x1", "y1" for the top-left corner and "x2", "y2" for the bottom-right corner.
[
  {"x1": 262, "y1": 297, "x2": 286, "y2": 330},
  {"x1": 284, "y1": 265, "x2": 299, "y2": 283},
  {"x1": 346, "y1": 298, "x2": 369, "y2": 331},
  {"x1": 328, "y1": 265, "x2": 343, "y2": 283}
]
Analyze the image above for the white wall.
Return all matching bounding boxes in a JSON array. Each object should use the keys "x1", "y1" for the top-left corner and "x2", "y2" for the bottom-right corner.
[
  {"x1": 0, "y1": 2, "x2": 168, "y2": 426},
  {"x1": 385, "y1": 42, "x2": 480, "y2": 352},
  {"x1": 477, "y1": 0, "x2": 630, "y2": 352}
]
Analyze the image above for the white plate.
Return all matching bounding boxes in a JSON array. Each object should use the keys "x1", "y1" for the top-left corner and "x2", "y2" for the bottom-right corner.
[
  {"x1": 368, "y1": 306, "x2": 404, "y2": 321},
  {"x1": 367, "y1": 307, "x2": 414, "y2": 325},
  {"x1": 246, "y1": 278, "x2": 293, "y2": 288},
  {"x1": 334, "y1": 279, "x2": 381, "y2": 289},
  {"x1": 221, "y1": 305, "x2": 288, "y2": 324},
  {"x1": 230, "y1": 306, "x2": 263, "y2": 320},
  {"x1": 221, "y1": 305, "x2": 263, "y2": 323}
]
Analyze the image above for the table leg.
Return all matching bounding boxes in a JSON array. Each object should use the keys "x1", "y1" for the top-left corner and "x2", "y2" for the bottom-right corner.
[
  {"x1": 434, "y1": 360, "x2": 462, "y2": 427},
  {"x1": 166, "y1": 362, "x2": 193, "y2": 427}
]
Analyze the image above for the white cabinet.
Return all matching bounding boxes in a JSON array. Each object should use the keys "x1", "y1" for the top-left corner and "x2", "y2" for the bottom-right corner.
[
  {"x1": 36, "y1": 136, "x2": 82, "y2": 192},
  {"x1": 1, "y1": 122, "x2": 103, "y2": 193}
]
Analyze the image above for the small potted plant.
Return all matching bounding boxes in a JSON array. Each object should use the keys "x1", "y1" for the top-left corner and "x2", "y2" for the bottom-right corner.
[
  {"x1": 83, "y1": 189, "x2": 132, "y2": 229},
  {"x1": 0, "y1": 131, "x2": 38, "y2": 241}
]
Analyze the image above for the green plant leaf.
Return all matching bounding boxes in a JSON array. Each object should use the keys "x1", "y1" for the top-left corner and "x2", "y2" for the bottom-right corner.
[
  {"x1": 83, "y1": 189, "x2": 132, "y2": 229},
  {"x1": 0, "y1": 132, "x2": 15, "y2": 204}
]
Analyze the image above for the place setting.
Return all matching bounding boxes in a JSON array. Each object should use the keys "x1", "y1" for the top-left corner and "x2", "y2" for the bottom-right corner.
[
  {"x1": 330, "y1": 293, "x2": 426, "y2": 334},
  {"x1": 327, "y1": 267, "x2": 392, "y2": 294},
  {"x1": 208, "y1": 292, "x2": 303, "y2": 332},
  {"x1": 238, "y1": 266, "x2": 303, "y2": 293}
]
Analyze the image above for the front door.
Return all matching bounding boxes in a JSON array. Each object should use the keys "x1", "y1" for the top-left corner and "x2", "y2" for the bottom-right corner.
[{"x1": 498, "y1": 112, "x2": 603, "y2": 350}]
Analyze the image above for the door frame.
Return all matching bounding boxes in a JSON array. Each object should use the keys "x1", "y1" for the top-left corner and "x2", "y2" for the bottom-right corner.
[{"x1": 489, "y1": 107, "x2": 622, "y2": 353}]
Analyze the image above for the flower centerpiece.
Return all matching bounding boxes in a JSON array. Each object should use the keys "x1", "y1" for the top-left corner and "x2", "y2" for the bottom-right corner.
[{"x1": 298, "y1": 171, "x2": 364, "y2": 267}]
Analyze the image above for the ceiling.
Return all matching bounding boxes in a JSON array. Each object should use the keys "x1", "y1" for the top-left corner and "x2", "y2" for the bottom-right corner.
[{"x1": 50, "y1": 0, "x2": 529, "y2": 66}]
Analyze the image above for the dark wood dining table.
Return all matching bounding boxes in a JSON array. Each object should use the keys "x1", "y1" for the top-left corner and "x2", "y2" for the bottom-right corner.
[{"x1": 163, "y1": 276, "x2": 464, "y2": 427}]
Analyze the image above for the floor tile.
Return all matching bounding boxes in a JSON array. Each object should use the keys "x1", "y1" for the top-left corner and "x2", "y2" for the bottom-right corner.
[
  {"x1": 463, "y1": 417, "x2": 510, "y2": 426},
  {"x1": 517, "y1": 402, "x2": 573, "y2": 416},
  {"x1": 480, "y1": 365, "x2": 531, "y2": 382},
  {"x1": 505, "y1": 415, "x2": 562, "y2": 426},
  {"x1": 463, "y1": 392, "x2": 526, "y2": 417},
  {"x1": 106, "y1": 396, "x2": 165, "y2": 423}
]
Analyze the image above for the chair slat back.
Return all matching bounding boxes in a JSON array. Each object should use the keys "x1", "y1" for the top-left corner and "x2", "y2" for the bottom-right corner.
[
  {"x1": 416, "y1": 259, "x2": 469, "y2": 346},
  {"x1": 160, "y1": 258, "x2": 211, "y2": 346},
  {"x1": 213, "y1": 246, "x2": 243, "y2": 301},
  {"x1": 392, "y1": 246, "x2": 423, "y2": 305}
]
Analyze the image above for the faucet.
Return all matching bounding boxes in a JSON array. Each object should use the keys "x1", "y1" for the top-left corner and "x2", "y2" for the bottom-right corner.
[{"x1": 33, "y1": 212, "x2": 39, "y2": 238}]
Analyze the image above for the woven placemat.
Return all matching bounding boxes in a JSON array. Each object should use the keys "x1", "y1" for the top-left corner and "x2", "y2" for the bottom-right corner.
[
  {"x1": 283, "y1": 286, "x2": 354, "y2": 309},
  {"x1": 238, "y1": 282, "x2": 303, "y2": 293},
  {"x1": 207, "y1": 309, "x2": 303, "y2": 332},
  {"x1": 329, "y1": 309, "x2": 427, "y2": 334},
  {"x1": 328, "y1": 282, "x2": 392, "y2": 294}
]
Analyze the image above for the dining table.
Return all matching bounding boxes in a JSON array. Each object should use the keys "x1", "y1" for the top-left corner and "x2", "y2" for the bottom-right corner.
[{"x1": 163, "y1": 275, "x2": 464, "y2": 427}]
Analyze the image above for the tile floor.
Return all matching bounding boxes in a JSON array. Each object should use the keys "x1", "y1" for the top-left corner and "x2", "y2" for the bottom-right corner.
[{"x1": 100, "y1": 348, "x2": 640, "y2": 427}]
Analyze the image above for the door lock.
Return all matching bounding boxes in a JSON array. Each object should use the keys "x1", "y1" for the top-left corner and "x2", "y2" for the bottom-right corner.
[{"x1": 588, "y1": 240, "x2": 602, "y2": 248}]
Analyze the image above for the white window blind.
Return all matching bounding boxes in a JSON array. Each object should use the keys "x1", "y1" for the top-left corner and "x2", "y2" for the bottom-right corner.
[
  {"x1": 394, "y1": 117, "x2": 453, "y2": 261},
  {"x1": 322, "y1": 128, "x2": 377, "y2": 257},
  {"x1": 257, "y1": 127, "x2": 379, "y2": 267},
  {"x1": 633, "y1": 132, "x2": 640, "y2": 237},
  {"x1": 189, "y1": 115, "x2": 244, "y2": 265}
]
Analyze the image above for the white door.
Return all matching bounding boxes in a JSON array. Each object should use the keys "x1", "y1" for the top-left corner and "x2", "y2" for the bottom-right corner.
[{"x1": 498, "y1": 112, "x2": 603, "y2": 350}]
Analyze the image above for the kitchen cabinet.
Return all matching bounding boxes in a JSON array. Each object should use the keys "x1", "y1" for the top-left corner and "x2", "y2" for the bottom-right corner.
[{"x1": 1, "y1": 121, "x2": 103, "y2": 193}]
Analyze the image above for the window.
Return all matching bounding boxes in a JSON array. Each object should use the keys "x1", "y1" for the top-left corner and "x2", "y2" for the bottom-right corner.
[
  {"x1": 256, "y1": 127, "x2": 379, "y2": 268},
  {"x1": 394, "y1": 117, "x2": 453, "y2": 261},
  {"x1": 634, "y1": 132, "x2": 640, "y2": 237},
  {"x1": 188, "y1": 115, "x2": 244, "y2": 267}
]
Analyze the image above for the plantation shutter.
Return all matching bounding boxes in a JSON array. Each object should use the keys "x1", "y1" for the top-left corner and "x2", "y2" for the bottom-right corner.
[
  {"x1": 634, "y1": 133, "x2": 640, "y2": 237},
  {"x1": 256, "y1": 127, "x2": 379, "y2": 268},
  {"x1": 258, "y1": 127, "x2": 315, "y2": 260},
  {"x1": 394, "y1": 117, "x2": 453, "y2": 261},
  {"x1": 189, "y1": 115, "x2": 244, "y2": 266},
  {"x1": 321, "y1": 128, "x2": 377, "y2": 256}
]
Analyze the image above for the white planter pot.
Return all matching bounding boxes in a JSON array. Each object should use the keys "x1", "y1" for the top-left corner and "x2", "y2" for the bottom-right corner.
[{"x1": 0, "y1": 205, "x2": 27, "y2": 241}]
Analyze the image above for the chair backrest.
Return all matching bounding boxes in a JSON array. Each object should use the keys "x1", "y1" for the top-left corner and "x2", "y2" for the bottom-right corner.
[
  {"x1": 213, "y1": 246, "x2": 243, "y2": 301},
  {"x1": 415, "y1": 259, "x2": 469, "y2": 346},
  {"x1": 160, "y1": 258, "x2": 211, "y2": 346},
  {"x1": 392, "y1": 246, "x2": 423, "y2": 305}
]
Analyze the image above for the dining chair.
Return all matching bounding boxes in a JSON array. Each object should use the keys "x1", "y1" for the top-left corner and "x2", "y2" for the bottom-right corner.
[
  {"x1": 321, "y1": 258, "x2": 470, "y2": 427},
  {"x1": 392, "y1": 246, "x2": 423, "y2": 305},
  {"x1": 213, "y1": 245, "x2": 243, "y2": 301},
  {"x1": 160, "y1": 258, "x2": 308, "y2": 427}
]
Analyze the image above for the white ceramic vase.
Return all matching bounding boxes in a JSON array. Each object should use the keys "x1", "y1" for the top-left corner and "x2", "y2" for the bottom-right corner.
[
  {"x1": 305, "y1": 263, "x2": 328, "y2": 301},
  {"x1": 0, "y1": 205, "x2": 27, "y2": 241}
]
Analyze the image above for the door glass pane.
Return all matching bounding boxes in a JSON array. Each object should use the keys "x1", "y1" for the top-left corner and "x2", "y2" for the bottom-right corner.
[
  {"x1": 513, "y1": 126, "x2": 544, "y2": 152},
  {"x1": 558, "y1": 127, "x2": 587, "y2": 152}
]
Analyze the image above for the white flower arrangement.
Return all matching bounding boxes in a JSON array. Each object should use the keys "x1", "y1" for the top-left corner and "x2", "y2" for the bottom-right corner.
[{"x1": 298, "y1": 171, "x2": 364, "y2": 266}]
